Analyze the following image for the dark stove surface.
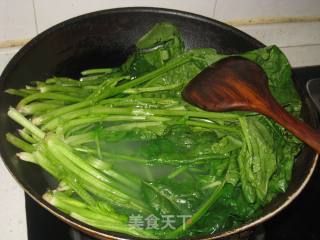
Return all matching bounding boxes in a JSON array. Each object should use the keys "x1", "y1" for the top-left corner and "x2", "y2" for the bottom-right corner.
[{"x1": 25, "y1": 66, "x2": 320, "y2": 240}]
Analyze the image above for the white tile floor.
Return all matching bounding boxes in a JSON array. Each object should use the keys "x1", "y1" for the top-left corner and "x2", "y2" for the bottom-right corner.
[
  {"x1": 214, "y1": 0, "x2": 320, "y2": 20},
  {"x1": 0, "y1": 161, "x2": 27, "y2": 240},
  {"x1": 0, "y1": 0, "x2": 37, "y2": 41},
  {"x1": 282, "y1": 44, "x2": 320, "y2": 67},
  {"x1": 238, "y1": 22, "x2": 320, "y2": 48}
]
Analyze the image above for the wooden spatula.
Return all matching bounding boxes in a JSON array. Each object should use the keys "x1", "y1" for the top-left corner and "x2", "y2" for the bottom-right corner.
[{"x1": 182, "y1": 56, "x2": 320, "y2": 153}]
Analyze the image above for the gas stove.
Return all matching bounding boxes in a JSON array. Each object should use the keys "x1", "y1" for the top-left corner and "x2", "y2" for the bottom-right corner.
[{"x1": 25, "y1": 66, "x2": 320, "y2": 240}]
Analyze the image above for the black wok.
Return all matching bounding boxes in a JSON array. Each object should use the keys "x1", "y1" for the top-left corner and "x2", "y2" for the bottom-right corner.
[{"x1": 0, "y1": 7, "x2": 318, "y2": 240}]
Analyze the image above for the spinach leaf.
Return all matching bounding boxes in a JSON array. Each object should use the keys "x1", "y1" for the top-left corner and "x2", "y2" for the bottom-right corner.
[
  {"x1": 188, "y1": 185, "x2": 259, "y2": 237},
  {"x1": 141, "y1": 177, "x2": 203, "y2": 216},
  {"x1": 241, "y1": 45, "x2": 300, "y2": 108},
  {"x1": 121, "y1": 23, "x2": 184, "y2": 77},
  {"x1": 140, "y1": 125, "x2": 224, "y2": 165},
  {"x1": 238, "y1": 117, "x2": 277, "y2": 203},
  {"x1": 211, "y1": 135, "x2": 242, "y2": 155}
]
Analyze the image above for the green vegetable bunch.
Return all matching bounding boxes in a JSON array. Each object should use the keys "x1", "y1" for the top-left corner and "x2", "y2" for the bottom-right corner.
[{"x1": 5, "y1": 23, "x2": 302, "y2": 238}]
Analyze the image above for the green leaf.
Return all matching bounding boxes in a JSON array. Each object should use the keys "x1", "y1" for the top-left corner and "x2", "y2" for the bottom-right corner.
[
  {"x1": 241, "y1": 45, "x2": 300, "y2": 110},
  {"x1": 211, "y1": 135, "x2": 242, "y2": 155},
  {"x1": 141, "y1": 178, "x2": 202, "y2": 216},
  {"x1": 121, "y1": 23, "x2": 184, "y2": 77}
]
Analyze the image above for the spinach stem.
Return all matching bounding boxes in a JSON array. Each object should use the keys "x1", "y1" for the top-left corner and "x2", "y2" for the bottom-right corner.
[
  {"x1": 167, "y1": 182, "x2": 225, "y2": 238},
  {"x1": 8, "y1": 107, "x2": 45, "y2": 139}
]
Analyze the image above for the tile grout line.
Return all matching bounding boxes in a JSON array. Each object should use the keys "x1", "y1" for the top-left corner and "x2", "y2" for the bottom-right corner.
[
  {"x1": 280, "y1": 43, "x2": 320, "y2": 49},
  {"x1": 0, "y1": 39, "x2": 30, "y2": 49},
  {"x1": 226, "y1": 16, "x2": 320, "y2": 26},
  {"x1": 212, "y1": 0, "x2": 218, "y2": 19},
  {"x1": 32, "y1": 0, "x2": 39, "y2": 34}
]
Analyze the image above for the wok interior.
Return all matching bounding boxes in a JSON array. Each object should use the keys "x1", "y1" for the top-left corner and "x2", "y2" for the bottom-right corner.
[{"x1": 0, "y1": 8, "x2": 318, "y2": 239}]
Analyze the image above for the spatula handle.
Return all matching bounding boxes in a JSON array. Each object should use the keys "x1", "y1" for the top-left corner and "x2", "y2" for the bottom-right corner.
[{"x1": 265, "y1": 100, "x2": 320, "y2": 153}]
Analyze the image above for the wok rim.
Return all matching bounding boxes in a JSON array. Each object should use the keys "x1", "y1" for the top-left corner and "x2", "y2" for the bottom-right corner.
[{"x1": 0, "y1": 6, "x2": 318, "y2": 240}]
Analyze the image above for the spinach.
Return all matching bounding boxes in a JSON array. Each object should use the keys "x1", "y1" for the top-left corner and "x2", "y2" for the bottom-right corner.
[
  {"x1": 122, "y1": 22, "x2": 184, "y2": 77},
  {"x1": 6, "y1": 22, "x2": 302, "y2": 239}
]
